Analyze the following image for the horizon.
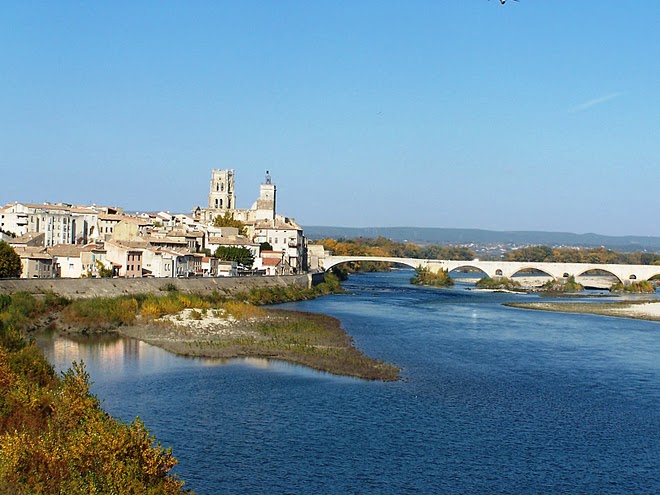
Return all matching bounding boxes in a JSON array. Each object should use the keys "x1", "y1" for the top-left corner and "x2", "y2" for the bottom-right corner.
[
  {"x1": 301, "y1": 224, "x2": 660, "y2": 241},
  {"x1": 1, "y1": 2, "x2": 658, "y2": 237}
]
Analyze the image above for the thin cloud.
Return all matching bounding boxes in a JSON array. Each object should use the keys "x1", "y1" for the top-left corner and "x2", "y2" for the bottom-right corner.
[{"x1": 569, "y1": 92, "x2": 623, "y2": 113}]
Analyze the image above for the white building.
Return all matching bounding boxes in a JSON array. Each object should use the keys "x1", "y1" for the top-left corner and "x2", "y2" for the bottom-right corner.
[{"x1": 48, "y1": 244, "x2": 85, "y2": 278}]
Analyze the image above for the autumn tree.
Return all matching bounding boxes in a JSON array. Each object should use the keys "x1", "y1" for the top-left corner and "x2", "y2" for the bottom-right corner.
[{"x1": 212, "y1": 211, "x2": 247, "y2": 236}]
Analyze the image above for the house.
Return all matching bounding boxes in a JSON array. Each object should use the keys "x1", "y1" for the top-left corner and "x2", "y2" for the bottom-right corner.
[
  {"x1": 47, "y1": 244, "x2": 85, "y2": 278},
  {"x1": 97, "y1": 214, "x2": 124, "y2": 241},
  {"x1": 257, "y1": 250, "x2": 294, "y2": 276},
  {"x1": 141, "y1": 247, "x2": 178, "y2": 278},
  {"x1": 253, "y1": 219, "x2": 306, "y2": 273},
  {"x1": 105, "y1": 240, "x2": 143, "y2": 278},
  {"x1": 1, "y1": 202, "x2": 115, "y2": 246},
  {"x1": 112, "y1": 217, "x2": 154, "y2": 241},
  {"x1": 201, "y1": 256, "x2": 219, "y2": 277},
  {"x1": 80, "y1": 244, "x2": 114, "y2": 277},
  {"x1": 150, "y1": 248, "x2": 198, "y2": 278},
  {"x1": 9, "y1": 232, "x2": 46, "y2": 249},
  {"x1": 0, "y1": 202, "x2": 30, "y2": 237},
  {"x1": 217, "y1": 261, "x2": 238, "y2": 277},
  {"x1": 15, "y1": 247, "x2": 54, "y2": 278}
]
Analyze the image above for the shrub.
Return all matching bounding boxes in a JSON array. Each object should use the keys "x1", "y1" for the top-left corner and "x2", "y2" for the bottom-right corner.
[
  {"x1": 475, "y1": 277, "x2": 521, "y2": 290},
  {"x1": 188, "y1": 310, "x2": 203, "y2": 321},
  {"x1": 410, "y1": 266, "x2": 454, "y2": 287},
  {"x1": 222, "y1": 301, "x2": 266, "y2": 320},
  {"x1": 610, "y1": 280, "x2": 655, "y2": 293}
]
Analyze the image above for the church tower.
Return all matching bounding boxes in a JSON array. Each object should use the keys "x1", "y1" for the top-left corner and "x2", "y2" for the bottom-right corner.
[
  {"x1": 208, "y1": 169, "x2": 235, "y2": 211},
  {"x1": 255, "y1": 171, "x2": 276, "y2": 221}
]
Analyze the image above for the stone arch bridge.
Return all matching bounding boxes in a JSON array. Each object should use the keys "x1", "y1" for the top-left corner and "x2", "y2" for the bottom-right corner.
[{"x1": 320, "y1": 256, "x2": 660, "y2": 284}]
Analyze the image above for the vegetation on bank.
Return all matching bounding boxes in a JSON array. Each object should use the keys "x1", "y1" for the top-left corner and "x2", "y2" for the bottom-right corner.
[
  {"x1": 0, "y1": 274, "x2": 399, "y2": 381},
  {"x1": 540, "y1": 275, "x2": 585, "y2": 293},
  {"x1": 0, "y1": 275, "x2": 344, "y2": 334},
  {"x1": 410, "y1": 266, "x2": 454, "y2": 288},
  {"x1": 610, "y1": 280, "x2": 656, "y2": 293},
  {"x1": 475, "y1": 277, "x2": 522, "y2": 291},
  {"x1": 123, "y1": 307, "x2": 400, "y2": 382},
  {"x1": 0, "y1": 321, "x2": 189, "y2": 494}
]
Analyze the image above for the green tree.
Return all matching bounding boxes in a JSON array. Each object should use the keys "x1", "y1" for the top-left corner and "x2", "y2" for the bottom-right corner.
[
  {"x1": 212, "y1": 211, "x2": 247, "y2": 236},
  {"x1": 96, "y1": 260, "x2": 114, "y2": 278},
  {"x1": 506, "y1": 245, "x2": 553, "y2": 262},
  {"x1": 215, "y1": 246, "x2": 254, "y2": 268},
  {"x1": 410, "y1": 266, "x2": 454, "y2": 287},
  {"x1": 0, "y1": 241, "x2": 21, "y2": 278}
]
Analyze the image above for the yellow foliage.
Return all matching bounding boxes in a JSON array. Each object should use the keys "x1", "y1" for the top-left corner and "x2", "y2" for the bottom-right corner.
[
  {"x1": 222, "y1": 301, "x2": 266, "y2": 320},
  {"x1": 0, "y1": 344, "x2": 188, "y2": 494}
]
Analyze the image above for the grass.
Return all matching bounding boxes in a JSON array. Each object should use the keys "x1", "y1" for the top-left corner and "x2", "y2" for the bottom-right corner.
[{"x1": 149, "y1": 310, "x2": 401, "y2": 381}]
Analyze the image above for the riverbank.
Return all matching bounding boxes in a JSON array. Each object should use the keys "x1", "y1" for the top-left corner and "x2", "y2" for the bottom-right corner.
[
  {"x1": 505, "y1": 300, "x2": 660, "y2": 322},
  {"x1": 118, "y1": 307, "x2": 400, "y2": 381},
  {"x1": 3, "y1": 275, "x2": 400, "y2": 381}
]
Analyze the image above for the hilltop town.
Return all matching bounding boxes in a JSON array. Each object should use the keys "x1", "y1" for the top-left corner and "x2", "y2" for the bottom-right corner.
[{"x1": 0, "y1": 169, "x2": 324, "y2": 279}]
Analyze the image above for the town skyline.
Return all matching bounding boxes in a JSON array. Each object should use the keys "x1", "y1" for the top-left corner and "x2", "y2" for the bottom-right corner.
[{"x1": 1, "y1": 2, "x2": 658, "y2": 237}]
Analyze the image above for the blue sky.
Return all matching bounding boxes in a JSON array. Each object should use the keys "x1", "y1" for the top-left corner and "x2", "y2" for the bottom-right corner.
[{"x1": 1, "y1": 1, "x2": 658, "y2": 236}]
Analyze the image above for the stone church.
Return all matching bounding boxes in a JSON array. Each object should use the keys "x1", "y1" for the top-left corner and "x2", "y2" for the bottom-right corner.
[{"x1": 194, "y1": 169, "x2": 307, "y2": 272}]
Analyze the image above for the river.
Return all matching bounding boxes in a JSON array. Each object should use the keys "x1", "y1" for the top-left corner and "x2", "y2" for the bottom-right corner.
[{"x1": 36, "y1": 271, "x2": 660, "y2": 495}]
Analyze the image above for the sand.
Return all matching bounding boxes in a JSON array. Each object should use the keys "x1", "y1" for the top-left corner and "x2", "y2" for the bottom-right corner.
[{"x1": 505, "y1": 300, "x2": 660, "y2": 322}]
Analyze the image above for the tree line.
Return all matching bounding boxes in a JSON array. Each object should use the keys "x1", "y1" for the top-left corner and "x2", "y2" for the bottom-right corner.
[
  {"x1": 317, "y1": 237, "x2": 476, "y2": 260},
  {"x1": 505, "y1": 246, "x2": 660, "y2": 265}
]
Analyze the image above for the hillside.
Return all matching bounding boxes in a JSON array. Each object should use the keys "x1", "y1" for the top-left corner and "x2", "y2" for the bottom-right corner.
[{"x1": 303, "y1": 226, "x2": 660, "y2": 252}]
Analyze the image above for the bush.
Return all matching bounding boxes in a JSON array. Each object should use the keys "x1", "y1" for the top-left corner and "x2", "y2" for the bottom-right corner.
[
  {"x1": 540, "y1": 275, "x2": 584, "y2": 292},
  {"x1": 610, "y1": 280, "x2": 655, "y2": 293},
  {"x1": 475, "y1": 277, "x2": 521, "y2": 290},
  {"x1": 410, "y1": 266, "x2": 454, "y2": 287}
]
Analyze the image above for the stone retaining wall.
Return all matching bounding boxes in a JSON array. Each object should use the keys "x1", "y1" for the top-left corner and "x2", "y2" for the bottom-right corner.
[{"x1": 0, "y1": 274, "x2": 321, "y2": 300}]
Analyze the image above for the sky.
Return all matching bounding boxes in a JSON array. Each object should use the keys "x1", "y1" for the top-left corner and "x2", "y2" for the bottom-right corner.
[{"x1": 1, "y1": 1, "x2": 658, "y2": 237}]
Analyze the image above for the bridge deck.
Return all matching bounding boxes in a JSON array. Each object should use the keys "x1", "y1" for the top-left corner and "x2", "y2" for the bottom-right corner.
[{"x1": 321, "y1": 256, "x2": 660, "y2": 283}]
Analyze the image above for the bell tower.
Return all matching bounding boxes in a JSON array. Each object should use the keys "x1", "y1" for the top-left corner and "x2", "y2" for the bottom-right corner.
[
  {"x1": 255, "y1": 170, "x2": 276, "y2": 221},
  {"x1": 208, "y1": 169, "x2": 235, "y2": 211}
]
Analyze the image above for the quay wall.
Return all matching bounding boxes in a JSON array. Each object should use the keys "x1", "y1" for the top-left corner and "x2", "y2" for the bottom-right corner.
[{"x1": 0, "y1": 274, "x2": 324, "y2": 300}]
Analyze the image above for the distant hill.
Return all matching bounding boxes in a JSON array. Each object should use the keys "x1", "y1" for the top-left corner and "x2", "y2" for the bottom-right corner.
[{"x1": 303, "y1": 226, "x2": 660, "y2": 252}]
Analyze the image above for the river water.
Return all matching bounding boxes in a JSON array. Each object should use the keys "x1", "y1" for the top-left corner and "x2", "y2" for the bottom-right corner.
[{"x1": 36, "y1": 271, "x2": 660, "y2": 495}]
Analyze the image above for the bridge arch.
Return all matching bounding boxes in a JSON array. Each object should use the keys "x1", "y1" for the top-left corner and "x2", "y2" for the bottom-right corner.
[
  {"x1": 575, "y1": 268, "x2": 623, "y2": 284},
  {"x1": 447, "y1": 265, "x2": 490, "y2": 282},
  {"x1": 322, "y1": 257, "x2": 421, "y2": 272},
  {"x1": 510, "y1": 266, "x2": 555, "y2": 279},
  {"x1": 448, "y1": 265, "x2": 489, "y2": 277}
]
